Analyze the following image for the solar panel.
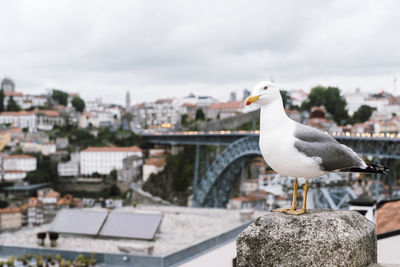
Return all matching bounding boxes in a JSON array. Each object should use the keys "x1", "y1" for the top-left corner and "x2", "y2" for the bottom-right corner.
[
  {"x1": 99, "y1": 211, "x2": 163, "y2": 240},
  {"x1": 50, "y1": 209, "x2": 108, "y2": 236}
]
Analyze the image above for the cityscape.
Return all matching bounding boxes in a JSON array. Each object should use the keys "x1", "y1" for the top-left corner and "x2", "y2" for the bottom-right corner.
[
  {"x1": 1, "y1": 1, "x2": 400, "y2": 266},
  {"x1": 0, "y1": 75, "x2": 398, "y2": 265}
]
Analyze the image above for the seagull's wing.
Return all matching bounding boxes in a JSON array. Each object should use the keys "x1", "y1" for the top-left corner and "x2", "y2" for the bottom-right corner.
[{"x1": 293, "y1": 123, "x2": 366, "y2": 171}]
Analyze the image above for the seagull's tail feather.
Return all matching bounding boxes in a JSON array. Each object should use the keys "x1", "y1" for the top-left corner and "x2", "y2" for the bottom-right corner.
[{"x1": 342, "y1": 163, "x2": 389, "y2": 174}]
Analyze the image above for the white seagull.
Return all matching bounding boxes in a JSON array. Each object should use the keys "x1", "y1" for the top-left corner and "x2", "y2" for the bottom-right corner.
[{"x1": 244, "y1": 81, "x2": 388, "y2": 215}]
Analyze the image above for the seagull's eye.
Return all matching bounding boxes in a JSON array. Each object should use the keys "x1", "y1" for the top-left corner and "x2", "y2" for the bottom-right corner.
[{"x1": 263, "y1": 86, "x2": 268, "y2": 90}]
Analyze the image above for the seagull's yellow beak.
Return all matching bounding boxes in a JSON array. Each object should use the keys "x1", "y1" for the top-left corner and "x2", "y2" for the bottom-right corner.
[{"x1": 244, "y1": 95, "x2": 260, "y2": 106}]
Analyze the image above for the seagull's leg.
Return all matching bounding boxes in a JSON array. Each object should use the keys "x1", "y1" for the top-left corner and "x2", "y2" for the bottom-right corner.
[
  {"x1": 272, "y1": 178, "x2": 298, "y2": 212},
  {"x1": 285, "y1": 179, "x2": 309, "y2": 215}
]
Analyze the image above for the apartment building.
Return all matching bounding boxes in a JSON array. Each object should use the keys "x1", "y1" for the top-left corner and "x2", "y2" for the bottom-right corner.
[{"x1": 80, "y1": 146, "x2": 143, "y2": 175}]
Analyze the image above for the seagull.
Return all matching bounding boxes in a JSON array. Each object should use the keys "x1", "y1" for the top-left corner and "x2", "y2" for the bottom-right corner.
[{"x1": 244, "y1": 81, "x2": 388, "y2": 215}]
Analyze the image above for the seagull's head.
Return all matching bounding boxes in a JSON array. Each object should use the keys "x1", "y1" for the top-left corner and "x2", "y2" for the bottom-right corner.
[{"x1": 244, "y1": 81, "x2": 281, "y2": 106}]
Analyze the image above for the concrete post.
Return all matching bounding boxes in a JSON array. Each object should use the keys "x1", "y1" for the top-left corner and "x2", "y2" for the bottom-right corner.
[{"x1": 236, "y1": 210, "x2": 376, "y2": 267}]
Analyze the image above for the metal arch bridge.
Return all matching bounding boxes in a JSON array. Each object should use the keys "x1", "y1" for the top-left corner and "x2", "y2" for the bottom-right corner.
[
  {"x1": 142, "y1": 131, "x2": 400, "y2": 207},
  {"x1": 142, "y1": 130, "x2": 400, "y2": 159}
]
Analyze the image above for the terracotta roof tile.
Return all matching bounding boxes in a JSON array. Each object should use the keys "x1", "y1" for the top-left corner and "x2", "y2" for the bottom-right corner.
[
  {"x1": 209, "y1": 101, "x2": 243, "y2": 109},
  {"x1": 34, "y1": 110, "x2": 61, "y2": 117},
  {"x1": 82, "y1": 146, "x2": 142, "y2": 152},
  {"x1": 0, "y1": 111, "x2": 33, "y2": 116},
  {"x1": 145, "y1": 158, "x2": 166, "y2": 167},
  {"x1": 4, "y1": 154, "x2": 35, "y2": 159},
  {"x1": 0, "y1": 207, "x2": 20, "y2": 213},
  {"x1": 377, "y1": 200, "x2": 400, "y2": 234},
  {"x1": 4, "y1": 91, "x2": 23, "y2": 97}
]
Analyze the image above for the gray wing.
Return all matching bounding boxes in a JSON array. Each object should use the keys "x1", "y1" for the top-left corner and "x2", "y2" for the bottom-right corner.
[{"x1": 294, "y1": 123, "x2": 365, "y2": 171}]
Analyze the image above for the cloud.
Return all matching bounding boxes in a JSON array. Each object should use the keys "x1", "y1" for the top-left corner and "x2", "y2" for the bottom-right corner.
[{"x1": 0, "y1": 0, "x2": 399, "y2": 104}]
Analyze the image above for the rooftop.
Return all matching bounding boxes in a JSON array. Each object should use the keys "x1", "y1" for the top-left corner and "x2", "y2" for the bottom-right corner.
[
  {"x1": 145, "y1": 158, "x2": 166, "y2": 167},
  {"x1": 209, "y1": 101, "x2": 243, "y2": 110},
  {"x1": 0, "y1": 205, "x2": 265, "y2": 256},
  {"x1": 377, "y1": 199, "x2": 400, "y2": 235},
  {"x1": 82, "y1": 146, "x2": 142, "y2": 153},
  {"x1": 4, "y1": 154, "x2": 35, "y2": 159}
]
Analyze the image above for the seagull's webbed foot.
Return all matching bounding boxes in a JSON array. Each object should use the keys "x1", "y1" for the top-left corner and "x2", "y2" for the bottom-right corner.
[
  {"x1": 284, "y1": 207, "x2": 306, "y2": 215},
  {"x1": 272, "y1": 207, "x2": 296, "y2": 213}
]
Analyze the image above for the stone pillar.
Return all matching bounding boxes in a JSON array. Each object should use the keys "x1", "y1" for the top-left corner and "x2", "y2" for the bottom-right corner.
[{"x1": 236, "y1": 210, "x2": 376, "y2": 267}]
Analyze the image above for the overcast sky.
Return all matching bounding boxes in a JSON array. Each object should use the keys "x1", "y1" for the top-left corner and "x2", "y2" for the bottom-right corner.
[{"x1": 1, "y1": 0, "x2": 399, "y2": 104}]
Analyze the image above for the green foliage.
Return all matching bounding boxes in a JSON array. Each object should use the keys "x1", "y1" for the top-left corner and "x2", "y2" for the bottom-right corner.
[
  {"x1": 301, "y1": 86, "x2": 349, "y2": 125},
  {"x1": 6, "y1": 96, "x2": 22, "y2": 111},
  {"x1": 181, "y1": 114, "x2": 189, "y2": 126},
  {"x1": 24, "y1": 154, "x2": 58, "y2": 184},
  {"x1": 52, "y1": 90, "x2": 68, "y2": 106},
  {"x1": 108, "y1": 184, "x2": 121, "y2": 197},
  {"x1": 166, "y1": 148, "x2": 195, "y2": 191},
  {"x1": 195, "y1": 108, "x2": 205, "y2": 121},
  {"x1": 237, "y1": 116, "x2": 260, "y2": 130},
  {"x1": 71, "y1": 96, "x2": 85, "y2": 112},
  {"x1": 109, "y1": 169, "x2": 118, "y2": 181},
  {"x1": 280, "y1": 90, "x2": 292, "y2": 108},
  {"x1": 0, "y1": 89, "x2": 4, "y2": 112},
  {"x1": 52, "y1": 126, "x2": 145, "y2": 148},
  {"x1": 348, "y1": 105, "x2": 374, "y2": 124}
]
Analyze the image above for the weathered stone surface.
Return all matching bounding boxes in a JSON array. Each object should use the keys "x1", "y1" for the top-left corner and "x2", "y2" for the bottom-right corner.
[{"x1": 237, "y1": 210, "x2": 376, "y2": 267}]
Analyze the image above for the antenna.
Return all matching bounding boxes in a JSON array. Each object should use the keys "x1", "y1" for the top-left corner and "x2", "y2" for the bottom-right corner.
[{"x1": 394, "y1": 77, "x2": 397, "y2": 96}]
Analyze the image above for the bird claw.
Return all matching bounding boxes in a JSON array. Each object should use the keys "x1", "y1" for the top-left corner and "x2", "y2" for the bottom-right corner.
[
  {"x1": 272, "y1": 207, "x2": 296, "y2": 213},
  {"x1": 284, "y1": 208, "x2": 307, "y2": 215}
]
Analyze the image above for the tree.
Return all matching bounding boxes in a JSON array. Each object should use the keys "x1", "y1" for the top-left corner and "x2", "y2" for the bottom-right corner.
[
  {"x1": 109, "y1": 169, "x2": 118, "y2": 181},
  {"x1": 0, "y1": 89, "x2": 4, "y2": 112},
  {"x1": 350, "y1": 105, "x2": 374, "y2": 124},
  {"x1": 71, "y1": 96, "x2": 85, "y2": 112},
  {"x1": 280, "y1": 90, "x2": 292, "y2": 109},
  {"x1": 6, "y1": 96, "x2": 22, "y2": 111},
  {"x1": 181, "y1": 114, "x2": 188, "y2": 126},
  {"x1": 301, "y1": 86, "x2": 349, "y2": 125},
  {"x1": 52, "y1": 90, "x2": 68, "y2": 106},
  {"x1": 195, "y1": 108, "x2": 205, "y2": 121}
]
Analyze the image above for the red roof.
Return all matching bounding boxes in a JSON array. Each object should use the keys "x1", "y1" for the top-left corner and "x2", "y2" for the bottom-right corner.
[
  {"x1": 4, "y1": 154, "x2": 35, "y2": 159},
  {"x1": 209, "y1": 101, "x2": 243, "y2": 109},
  {"x1": 377, "y1": 200, "x2": 400, "y2": 234},
  {"x1": 82, "y1": 146, "x2": 142, "y2": 152},
  {"x1": 145, "y1": 158, "x2": 166, "y2": 167},
  {"x1": 34, "y1": 110, "x2": 61, "y2": 117},
  {"x1": 0, "y1": 207, "x2": 20, "y2": 213},
  {"x1": 182, "y1": 103, "x2": 196, "y2": 107},
  {"x1": 4, "y1": 91, "x2": 23, "y2": 97},
  {"x1": 0, "y1": 111, "x2": 33, "y2": 116}
]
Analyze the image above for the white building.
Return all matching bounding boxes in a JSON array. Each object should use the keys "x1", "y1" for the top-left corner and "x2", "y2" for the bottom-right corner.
[
  {"x1": 0, "y1": 111, "x2": 36, "y2": 132},
  {"x1": 3, "y1": 91, "x2": 24, "y2": 109},
  {"x1": 3, "y1": 154, "x2": 37, "y2": 172},
  {"x1": 35, "y1": 110, "x2": 65, "y2": 131},
  {"x1": 20, "y1": 141, "x2": 56, "y2": 155},
  {"x1": 58, "y1": 152, "x2": 80, "y2": 177},
  {"x1": 207, "y1": 101, "x2": 245, "y2": 119},
  {"x1": 3, "y1": 92, "x2": 48, "y2": 110},
  {"x1": 136, "y1": 99, "x2": 181, "y2": 129},
  {"x1": 3, "y1": 170, "x2": 27, "y2": 181},
  {"x1": 80, "y1": 146, "x2": 143, "y2": 176},
  {"x1": 344, "y1": 89, "x2": 370, "y2": 115},
  {"x1": 289, "y1": 89, "x2": 309, "y2": 107}
]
